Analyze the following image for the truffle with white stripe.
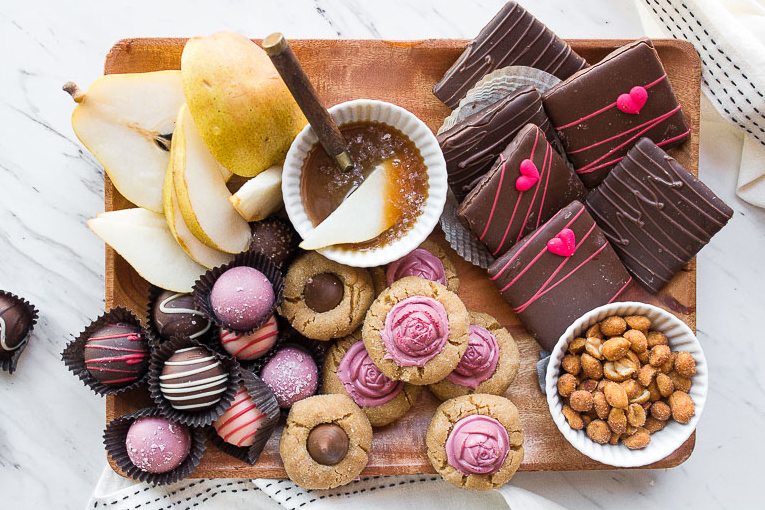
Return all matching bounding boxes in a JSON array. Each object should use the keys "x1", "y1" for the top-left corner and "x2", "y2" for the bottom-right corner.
[{"x1": 160, "y1": 346, "x2": 229, "y2": 411}]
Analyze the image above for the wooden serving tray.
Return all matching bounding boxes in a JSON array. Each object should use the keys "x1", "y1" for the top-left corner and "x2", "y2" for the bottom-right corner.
[{"x1": 104, "y1": 38, "x2": 700, "y2": 477}]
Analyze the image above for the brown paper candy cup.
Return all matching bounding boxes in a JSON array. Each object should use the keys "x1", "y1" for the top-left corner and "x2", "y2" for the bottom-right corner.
[
  {"x1": 439, "y1": 189, "x2": 496, "y2": 269},
  {"x1": 147, "y1": 335, "x2": 242, "y2": 427},
  {"x1": 103, "y1": 407, "x2": 206, "y2": 486},
  {"x1": 61, "y1": 307, "x2": 155, "y2": 396},
  {"x1": 206, "y1": 368, "x2": 280, "y2": 465},
  {"x1": 0, "y1": 290, "x2": 39, "y2": 374},
  {"x1": 146, "y1": 285, "x2": 216, "y2": 345},
  {"x1": 192, "y1": 250, "x2": 284, "y2": 337}
]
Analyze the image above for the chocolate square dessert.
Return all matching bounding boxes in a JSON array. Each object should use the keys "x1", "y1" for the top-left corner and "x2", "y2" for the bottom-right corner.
[
  {"x1": 433, "y1": 1, "x2": 588, "y2": 108},
  {"x1": 542, "y1": 39, "x2": 690, "y2": 188},
  {"x1": 457, "y1": 123, "x2": 587, "y2": 258},
  {"x1": 487, "y1": 200, "x2": 632, "y2": 351},
  {"x1": 586, "y1": 138, "x2": 733, "y2": 293}
]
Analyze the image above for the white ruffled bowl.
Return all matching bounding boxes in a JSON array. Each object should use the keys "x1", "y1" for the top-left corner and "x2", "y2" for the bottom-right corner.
[
  {"x1": 282, "y1": 99, "x2": 447, "y2": 267},
  {"x1": 545, "y1": 302, "x2": 708, "y2": 467}
]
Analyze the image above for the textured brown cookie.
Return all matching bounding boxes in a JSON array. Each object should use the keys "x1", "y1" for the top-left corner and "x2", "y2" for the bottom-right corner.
[
  {"x1": 280, "y1": 252, "x2": 374, "y2": 341},
  {"x1": 369, "y1": 267, "x2": 388, "y2": 298},
  {"x1": 323, "y1": 329, "x2": 421, "y2": 427},
  {"x1": 362, "y1": 276, "x2": 470, "y2": 385},
  {"x1": 426, "y1": 394, "x2": 524, "y2": 490},
  {"x1": 429, "y1": 312, "x2": 520, "y2": 401},
  {"x1": 279, "y1": 394, "x2": 373, "y2": 489}
]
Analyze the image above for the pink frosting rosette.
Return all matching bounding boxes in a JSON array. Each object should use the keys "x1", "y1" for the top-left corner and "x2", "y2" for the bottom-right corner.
[
  {"x1": 386, "y1": 249, "x2": 447, "y2": 286},
  {"x1": 445, "y1": 325, "x2": 499, "y2": 389},
  {"x1": 381, "y1": 296, "x2": 449, "y2": 367},
  {"x1": 338, "y1": 341, "x2": 404, "y2": 407},
  {"x1": 446, "y1": 415, "x2": 509, "y2": 475}
]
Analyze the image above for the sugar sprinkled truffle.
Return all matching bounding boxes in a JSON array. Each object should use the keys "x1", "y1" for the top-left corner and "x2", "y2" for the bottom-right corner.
[
  {"x1": 84, "y1": 323, "x2": 150, "y2": 387},
  {"x1": 250, "y1": 217, "x2": 300, "y2": 269},
  {"x1": 219, "y1": 315, "x2": 278, "y2": 361},
  {"x1": 160, "y1": 346, "x2": 229, "y2": 411},
  {"x1": 125, "y1": 416, "x2": 191, "y2": 474},
  {"x1": 261, "y1": 345, "x2": 318, "y2": 408},
  {"x1": 210, "y1": 266, "x2": 274, "y2": 331},
  {"x1": 152, "y1": 291, "x2": 211, "y2": 341}
]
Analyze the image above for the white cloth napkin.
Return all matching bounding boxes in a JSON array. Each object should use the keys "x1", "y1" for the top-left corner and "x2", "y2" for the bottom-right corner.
[
  {"x1": 636, "y1": 0, "x2": 765, "y2": 208},
  {"x1": 85, "y1": 466, "x2": 567, "y2": 510}
]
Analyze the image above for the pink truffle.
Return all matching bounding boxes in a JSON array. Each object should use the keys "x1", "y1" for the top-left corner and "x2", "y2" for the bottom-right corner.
[
  {"x1": 261, "y1": 346, "x2": 318, "y2": 408},
  {"x1": 125, "y1": 416, "x2": 191, "y2": 474},
  {"x1": 210, "y1": 266, "x2": 274, "y2": 331}
]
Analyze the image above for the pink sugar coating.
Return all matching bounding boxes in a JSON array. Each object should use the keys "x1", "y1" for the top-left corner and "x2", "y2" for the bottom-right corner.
[
  {"x1": 125, "y1": 416, "x2": 191, "y2": 474},
  {"x1": 210, "y1": 266, "x2": 274, "y2": 331},
  {"x1": 260, "y1": 346, "x2": 318, "y2": 408}
]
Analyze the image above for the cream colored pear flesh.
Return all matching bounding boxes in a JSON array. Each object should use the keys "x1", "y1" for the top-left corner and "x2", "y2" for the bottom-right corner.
[
  {"x1": 88, "y1": 208, "x2": 207, "y2": 293},
  {"x1": 181, "y1": 31, "x2": 307, "y2": 177},
  {"x1": 171, "y1": 105, "x2": 251, "y2": 254},
  {"x1": 229, "y1": 164, "x2": 283, "y2": 221},
  {"x1": 64, "y1": 71, "x2": 186, "y2": 212}
]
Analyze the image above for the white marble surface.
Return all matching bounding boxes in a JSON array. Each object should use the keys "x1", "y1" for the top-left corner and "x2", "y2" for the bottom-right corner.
[{"x1": 0, "y1": 0, "x2": 762, "y2": 508}]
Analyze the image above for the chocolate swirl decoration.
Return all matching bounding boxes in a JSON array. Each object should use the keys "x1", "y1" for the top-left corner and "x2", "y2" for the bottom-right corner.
[
  {"x1": 338, "y1": 340, "x2": 404, "y2": 407},
  {"x1": 446, "y1": 415, "x2": 510, "y2": 475},
  {"x1": 381, "y1": 296, "x2": 450, "y2": 367},
  {"x1": 386, "y1": 248, "x2": 447, "y2": 287},
  {"x1": 445, "y1": 325, "x2": 499, "y2": 389}
]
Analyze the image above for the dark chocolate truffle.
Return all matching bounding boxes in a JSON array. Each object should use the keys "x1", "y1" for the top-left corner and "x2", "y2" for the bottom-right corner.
[
  {"x1": 0, "y1": 294, "x2": 34, "y2": 356},
  {"x1": 125, "y1": 416, "x2": 191, "y2": 474},
  {"x1": 160, "y1": 346, "x2": 229, "y2": 411},
  {"x1": 152, "y1": 291, "x2": 211, "y2": 341},
  {"x1": 307, "y1": 423, "x2": 349, "y2": 465},
  {"x1": 250, "y1": 217, "x2": 300, "y2": 269},
  {"x1": 84, "y1": 323, "x2": 150, "y2": 387},
  {"x1": 304, "y1": 273, "x2": 343, "y2": 313}
]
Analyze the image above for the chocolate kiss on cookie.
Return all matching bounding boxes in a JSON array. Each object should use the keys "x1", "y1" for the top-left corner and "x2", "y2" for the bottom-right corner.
[
  {"x1": 307, "y1": 423, "x2": 349, "y2": 465},
  {"x1": 304, "y1": 273, "x2": 344, "y2": 313}
]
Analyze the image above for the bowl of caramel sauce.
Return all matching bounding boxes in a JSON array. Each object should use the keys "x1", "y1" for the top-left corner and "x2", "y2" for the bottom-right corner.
[{"x1": 282, "y1": 99, "x2": 447, "y2": 267}]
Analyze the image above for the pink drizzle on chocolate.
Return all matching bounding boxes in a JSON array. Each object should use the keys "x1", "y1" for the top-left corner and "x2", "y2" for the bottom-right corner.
[
  {"x1": 446, "y1": 415, "x2": 509, "y2": 475},
  {"x1": 381, "y1": 296, "x2": 449, "y2": 367},
  {"x1": 445, "y1": 325, "x2": 499, "y2": 389},
  {"x1": 338, "y1": 340, "x2": 404, "y2": 407},
  {"x1": 386, "y1": 249, "x2": 447, "y2": 287}
]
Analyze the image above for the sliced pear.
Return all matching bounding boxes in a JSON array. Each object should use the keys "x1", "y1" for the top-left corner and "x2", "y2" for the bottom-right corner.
[
  {"x1": 229, "y1": 164, "x2": 283, "y2": 222},
  {"x1": 299, "y1": 161, "x2": 398, "y2": 250},
  {"x1": 88, "y1": 208, "x2": 207, "y2": 292},
  {"x1": 171, "y1": 104, "x2": 251, "y2": 254},
  {"x1": 64, "y1": 71, "x2": 187, "y2": 212}
]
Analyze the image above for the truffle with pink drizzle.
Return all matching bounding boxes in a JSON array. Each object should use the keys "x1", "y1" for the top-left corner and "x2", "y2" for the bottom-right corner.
[
  {"x1": 446, "y1": 415, "x2": 510, "y2": 475},
  {"x1": 338, "y1": 341, "x2": 404, "y2": 407},
  {"x1": 381, "y1": 296, "x2": 449, "y2": 367},
  {"x1": 445, "y1": 325, "x2": 499, "y2": 389}
]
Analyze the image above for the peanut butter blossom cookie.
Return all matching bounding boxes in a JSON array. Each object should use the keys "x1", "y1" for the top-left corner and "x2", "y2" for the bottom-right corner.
[
  {"x1": 426, "y1": 394, "x2": 524, "y2": 490},
  {"x1": 362, "y1": 276, "x2": 469, "y2": 385},
  {"x1": 385, "y1": 239, "x2": 460, "y2": 293},
  {"x1": 429, "y1": 312, "x2": 519, "y2": 401},
  {"x1": 323, "y1": 329, "x2": 421, "y2": 427}
]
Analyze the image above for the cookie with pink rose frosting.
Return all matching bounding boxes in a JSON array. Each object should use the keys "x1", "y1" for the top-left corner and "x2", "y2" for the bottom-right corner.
[
  {"x1": 385, "y1": 239, "x2": 460, "y2": 293},
  {"x1": 429, "y1": 312, "x2": 519, "y2": 401},
  {"x1": 426, "y1": 394, "x2": 524, "y2": 490},
  {"x1": 362, "y1": 276, "x2": 469, "y2": 385},
  {"x1": 322, "y1": 328, "x2": 421, "y2": 426}
]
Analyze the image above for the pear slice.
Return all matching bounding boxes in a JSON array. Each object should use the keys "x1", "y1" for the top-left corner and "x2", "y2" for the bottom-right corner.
[
  {"x1": 229, "y1": 164, "x2": 283, "y2": 222},
  {"x1": 64, "y1": 71, "x2": 187, "y2": 213},
  {"x1": 88, "y1": 208, "x2": 207, "y2": 292},
  {"x1": 171, "y1": 104, "x2": 251, "y2": 254},
  {"x1": 299, "y1": 161, "x2": 398, "y2": 250},
  {"x1": 163, "y1": 161, "x2": 235, "y2": 269}
]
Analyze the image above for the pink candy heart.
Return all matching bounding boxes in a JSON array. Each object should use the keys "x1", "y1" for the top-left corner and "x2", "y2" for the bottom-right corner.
[
  {"x1": 616, "y1": 86, "x2": 648, "y2": 114},
  {"x1": 515, "y1": 159, "x2": 540, "y2": 192},
  {"x1": 546, "y1": 228, "x2": 576, "y2": 257}
]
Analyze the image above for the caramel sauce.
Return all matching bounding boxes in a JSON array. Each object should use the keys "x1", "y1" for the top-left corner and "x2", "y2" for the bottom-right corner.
[{"x1": 301, "y1": 121, "x2": 429, "y2": 251}]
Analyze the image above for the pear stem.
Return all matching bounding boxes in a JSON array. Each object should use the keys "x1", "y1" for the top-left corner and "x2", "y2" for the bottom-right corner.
[{"x1": 62, "y1": 82, "x2": 84, "y2": 103}]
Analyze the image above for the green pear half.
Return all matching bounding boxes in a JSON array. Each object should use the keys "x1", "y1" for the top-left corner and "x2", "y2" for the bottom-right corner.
[
  {"x1": 181, "y1": 31, "x2": 307, "y2": 177},
  {"x1": 88, "y1": 208, "x2": 207, "y2": 292},
  {"x1": 171, "y1": 104, "x2": 251, "y2": 254}
]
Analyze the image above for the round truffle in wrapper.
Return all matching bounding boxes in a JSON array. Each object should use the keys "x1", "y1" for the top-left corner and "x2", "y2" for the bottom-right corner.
[
  {"x1": 147, "y1": 335, "x2": 242, "y2": 427},
  {"x1": 61, "y1": 307, "x2": 155, "y2": 396},
  {"x1": 146, "y1": 285, "x2": 214, "y2": 344},
  {"x1": 206, "y1": 368, "x2": 281, "y2": 465},
  {"x1": 204, "y1": 314, "x2": 285, "y2": 377},
  {"x1": 0, "y1": 290, "x2": 38, "y2": 374},
  {"x1": 103, "y1": 407, "x2": 206, "y2": 486}
]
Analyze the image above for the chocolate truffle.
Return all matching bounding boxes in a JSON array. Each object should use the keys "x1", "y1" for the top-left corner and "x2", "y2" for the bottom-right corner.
[
  {"x1": 160, "y1": 346, "x2": 229, "y2": 411},
  {"x1": 304, "y1": 273, "x2": 344, "y2": 313},
  {"x1": 84, "y1": 323, "x2": 150, "y2": 387},
  {"x1": 307, "y1": 423, "x2": 349, "y2": 466},
  {"x1": 457, "y1": 123, "x2": 587, "y2": 258},
  {"x1": 586, "y1": 138, "x2": 733, "y2": 292},
  {"x1": 0, "y1": 294, "x2": 34, "y2": 356},
  {"x1": 125, "y1": 416, "x2": 191, "y2": 474},
  {"x1": 213, "y1": 384, "x2": 271, "y2": 447},
  {"x1": 250, "y1": 217, "x2": 300, "y2": 269},
  {"x1": 433, "y1": 1, "x2": 588, "y2": 108},
  {"x1": 152, "y1": 291, "x2": 211, "y2": 341},
  {"x1": 219, "y1": 315, "x2": 278, "y2": 361},
  {"x1": 261, "y1": 345, "x2": 318, "y2": 408},
  {"x1": 210, "y1": 266, "x2": 274, "y2": 331}
]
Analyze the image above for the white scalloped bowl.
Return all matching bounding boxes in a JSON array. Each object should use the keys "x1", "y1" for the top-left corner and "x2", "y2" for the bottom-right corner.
[
  {"x1": 545, "y1": 302, "x2": 708, "y2": 468},
  {"x1": 282, "y1": 99, "x2": 447, "y2": 267}
]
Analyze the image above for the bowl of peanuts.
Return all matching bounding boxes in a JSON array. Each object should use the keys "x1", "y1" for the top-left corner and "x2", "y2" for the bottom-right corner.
[{"x1": 545, "y1": 302, "x2": 707, "y2": 467}]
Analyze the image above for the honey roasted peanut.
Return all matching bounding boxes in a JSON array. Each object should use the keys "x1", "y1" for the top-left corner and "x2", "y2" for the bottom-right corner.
[
  {"x1": 603, "y1": 337, "x2": 630, "y2": 361},
  {"x1": 600, "y1": 316, "x2": 627, "y2": 336}
]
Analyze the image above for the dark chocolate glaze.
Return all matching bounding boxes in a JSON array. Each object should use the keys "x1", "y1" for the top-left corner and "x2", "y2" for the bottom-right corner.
[
  {"x1": 84, "y1": 323, "x2": 150, "y2": 387},
  {"x1": 542, "y1": 39, "x2": 690, "y2": 188},
  {"x1": 433, "y1": 1, "x2": 588, "y2": 108},
  {"x1": 0, "y1": 295, "x2": 33, "y2": 354},
  {"x1": 438, "y1": 86, "x2": 558, "y2": 201},
  {"x1": 457, "y1": 123, "x2": 587, "y2": 258},
  {"x1": 487, "y1": 201, "x2": 632, "y2": 351},
  {"x1": 585, "y1": 138, "x2": 732, "y2": 293}
]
